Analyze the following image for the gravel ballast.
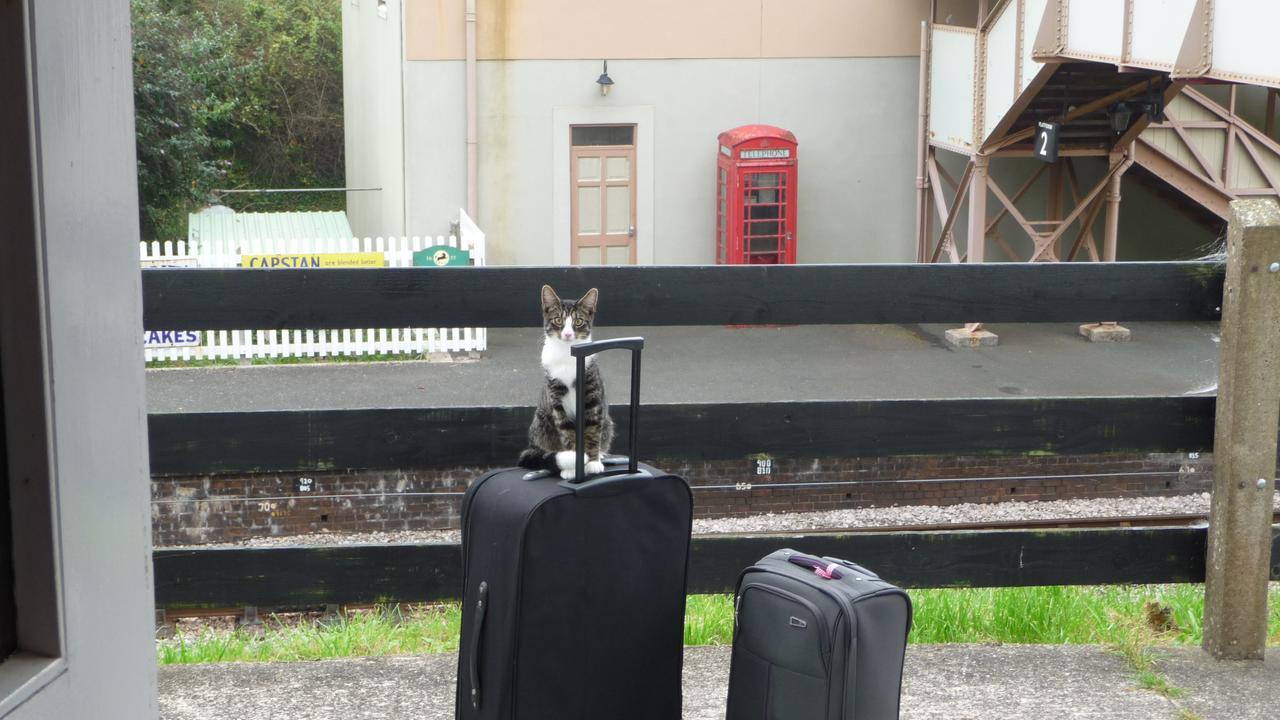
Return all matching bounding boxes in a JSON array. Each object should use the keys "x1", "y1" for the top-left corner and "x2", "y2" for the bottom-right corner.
[{"x1": 170, "y1": 491, "x2": 1280, "y2": 549}]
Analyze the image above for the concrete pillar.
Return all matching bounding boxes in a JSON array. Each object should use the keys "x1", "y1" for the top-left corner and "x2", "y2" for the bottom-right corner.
[{"x1": 1202, "y1": 200, "x2": 1280, "y2": 661}]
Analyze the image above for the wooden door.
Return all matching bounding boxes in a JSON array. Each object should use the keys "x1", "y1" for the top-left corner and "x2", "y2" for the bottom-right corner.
[{"x1": 570, "y1": 125, "x2": 636, "y2": 265}]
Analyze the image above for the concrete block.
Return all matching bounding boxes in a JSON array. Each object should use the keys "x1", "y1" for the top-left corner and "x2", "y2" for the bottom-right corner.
[
  {"x1": 944, "y1": 327, "x2": 999, "y2": 348},
  {"x1": 1079, "y1": 323, "x2": 1131, "y2": 343}
]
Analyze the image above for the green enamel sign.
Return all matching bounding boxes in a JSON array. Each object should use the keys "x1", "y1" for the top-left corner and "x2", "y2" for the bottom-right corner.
[{"x1": 413, "y1": 246, "x2": 471, "y2": 267}]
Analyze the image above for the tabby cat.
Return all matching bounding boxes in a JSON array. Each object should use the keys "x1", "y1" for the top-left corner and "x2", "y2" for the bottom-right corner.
[{"x1": 516, "y1": 285, "x2": 613, "y2": 481}]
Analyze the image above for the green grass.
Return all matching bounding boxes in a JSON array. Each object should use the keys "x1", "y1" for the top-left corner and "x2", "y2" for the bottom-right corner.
[
  {"x1": 906, "y1": 584, "x2": 1280, "y2": 646},
  {"x1": 157, "y1": 605, "x2": 461, "y2": 664},
  {"x1": 157, "y1": 584, "x2": 1280, "y2": 665},
  {"x1": 683, "y1": 594, "x2": 735, "y2": 646}
]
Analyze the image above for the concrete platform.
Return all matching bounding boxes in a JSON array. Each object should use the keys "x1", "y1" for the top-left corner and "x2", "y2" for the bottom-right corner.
[
  {"x1": 157, "y1": 644, "x2": 1277, "y2": 719},
  {"x1": 146, "y1": 322, "x2": 1222, "y2": 413}
]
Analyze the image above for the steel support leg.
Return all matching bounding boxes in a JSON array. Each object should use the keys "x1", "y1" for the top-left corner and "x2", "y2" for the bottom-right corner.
[{"x1": 947, "y1": 155, "x2": 998, "y2": 347}]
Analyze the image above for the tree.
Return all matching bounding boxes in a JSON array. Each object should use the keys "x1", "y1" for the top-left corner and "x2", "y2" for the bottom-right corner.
[
  {"x1": 131, "y1": 0, "x2": 344, "y2": 240},
  {"x1": 132, "y1": 0, "x2": 250, "y2": 240},
  {"x1": 232, "y1": 0, "x2": 345, "y2": 190}
]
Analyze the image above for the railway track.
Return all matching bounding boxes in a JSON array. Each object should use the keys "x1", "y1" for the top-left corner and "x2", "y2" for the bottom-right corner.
[
  {"x1": 157, "y1": 512, "x2": 1279, "y2": 622},
  {"x1": 764, "y1": 511, "x2": 1238, "y2": 535}
]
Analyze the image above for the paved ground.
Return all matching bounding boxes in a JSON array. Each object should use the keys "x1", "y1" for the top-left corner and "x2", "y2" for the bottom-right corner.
[
  {"x1": 146, "y1": 322, "x2": 1221, "y2": 413},
  {"x1": 158, "y1": 644, "x2": 1278, "y2": 719}
]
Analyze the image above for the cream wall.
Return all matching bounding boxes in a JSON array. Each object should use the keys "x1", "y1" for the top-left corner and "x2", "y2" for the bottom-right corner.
[
  {"x1": 404, "y1": 0, "x2": 935, "y2": 60},
  {"x1": 343, "y1": 0, "x2": 407, "y2": 238},
  {"x1": 404, "y1": 57, "x2": 922, "y2": 264}
]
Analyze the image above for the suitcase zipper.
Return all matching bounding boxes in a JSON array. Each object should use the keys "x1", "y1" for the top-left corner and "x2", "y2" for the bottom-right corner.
[{"x1": 468, "y1": 580, "x2": 489, "y2": 711}]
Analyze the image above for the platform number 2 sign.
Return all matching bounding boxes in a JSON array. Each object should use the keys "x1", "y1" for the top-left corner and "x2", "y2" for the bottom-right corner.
[{"x1": 1035, "y1": 121, "x2": 1059, "y2": 163}]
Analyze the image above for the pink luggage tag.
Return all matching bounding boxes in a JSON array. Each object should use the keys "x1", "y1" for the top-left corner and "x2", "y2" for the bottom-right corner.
[{"x1": 787, "y1": 554, "x2": 844, "y2": 580}]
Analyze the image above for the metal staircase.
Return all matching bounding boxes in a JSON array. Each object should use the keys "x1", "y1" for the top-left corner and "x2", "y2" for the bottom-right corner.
[
  {"x1": 917, "y1": 0, "x2": 1280, "y2": 265},
  {"x1": 1136, "y1": 87, "x2": 1280, "y2": 221}
]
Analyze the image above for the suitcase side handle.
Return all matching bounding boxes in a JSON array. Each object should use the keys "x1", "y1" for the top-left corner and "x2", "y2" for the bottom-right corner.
[{"x1": 569, "y1": 336, "x2": 644, "y2": 482}]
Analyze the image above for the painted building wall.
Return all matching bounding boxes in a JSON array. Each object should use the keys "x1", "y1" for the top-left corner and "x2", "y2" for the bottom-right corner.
[
  {"x1": 370, "y1": 0, "x2": 1222, "y2": 265},
  {"x1": 404, "y1": 0, "x2": 935, "y2": 61},
  {"x1": 343, "y1": 0, "x2": 407, "y2": 238},
  {"x1": 396, "y1": 0, "x2": 932, "y2": 264},
  {"x1": 403, "y1": 58, "x2": 921, "y2": 265}
]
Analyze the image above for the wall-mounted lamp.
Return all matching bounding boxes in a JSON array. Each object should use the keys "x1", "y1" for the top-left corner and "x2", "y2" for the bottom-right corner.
[
  {"x1": 596, "y1": 60, "x2": 614, "y2": 96},
  {"x1": 1109, "y1": 79, "x2": 1165, "y2": 134},
  {"x1": 1108, "y1": 102, "x2": 1135, "y2": 134}
]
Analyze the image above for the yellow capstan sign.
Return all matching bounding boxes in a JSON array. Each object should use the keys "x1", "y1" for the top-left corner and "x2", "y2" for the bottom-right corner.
[{"x1": 241, "y1": 252, "x2": 385, "y2": 268}]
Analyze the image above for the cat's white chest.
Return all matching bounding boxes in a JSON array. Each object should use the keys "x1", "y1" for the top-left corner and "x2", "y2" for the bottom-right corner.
[{"x1": 542, "y1": 337, "x2": 591, "y2": 419}]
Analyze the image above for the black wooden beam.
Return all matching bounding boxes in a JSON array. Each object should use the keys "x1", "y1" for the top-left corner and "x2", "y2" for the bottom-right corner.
[
  {"x1": 141, "y1": 262, "x2": 1224, "y2": 330},
  {"x1": 148, "y1": 396, "x2": 1216, "y2": 475},
  {"x1": 152, "y1": 524, "x2": 1280, "y2": 609}
]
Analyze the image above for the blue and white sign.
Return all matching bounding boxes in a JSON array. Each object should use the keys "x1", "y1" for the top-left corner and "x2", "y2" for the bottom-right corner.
[{"x1": 144, "y1": 330, "x2": 201, "y2": 348}]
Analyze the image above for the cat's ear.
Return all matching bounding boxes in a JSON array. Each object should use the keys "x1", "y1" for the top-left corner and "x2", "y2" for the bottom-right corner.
[
  {"x1": 577, "y1": 288, "x2": 599, "y2": 315},
  {"x1": 541, "y1": 285, "x2": 561, "y2": 311}
]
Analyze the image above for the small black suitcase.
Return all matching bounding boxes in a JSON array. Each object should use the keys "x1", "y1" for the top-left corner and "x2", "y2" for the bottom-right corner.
[
  {"x1": 455, "y1": 337, "x2": 693, "y2": 720},
  {"x1": 726, "y1": 549, "x2": 912, "y2": 720}
]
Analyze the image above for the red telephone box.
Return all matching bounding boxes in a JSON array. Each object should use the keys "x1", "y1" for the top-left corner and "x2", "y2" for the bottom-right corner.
[{"x1": 716, "y1": 125, "x2": 798, "y2": 264}]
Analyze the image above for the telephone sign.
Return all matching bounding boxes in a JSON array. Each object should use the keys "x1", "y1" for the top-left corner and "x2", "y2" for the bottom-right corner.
[{"x1": 1035, "y1": 121, "x2": 1060, "y2": 163}]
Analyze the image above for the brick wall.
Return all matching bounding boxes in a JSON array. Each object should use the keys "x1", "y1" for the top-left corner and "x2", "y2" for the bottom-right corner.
[{"x1": 152, "y1": 452, "x2": 1214, "y2": 546}]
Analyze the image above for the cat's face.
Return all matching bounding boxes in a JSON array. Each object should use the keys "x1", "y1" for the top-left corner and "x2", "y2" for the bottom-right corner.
[{"x1": 541, "y1": 285, "x2": 598, "y2": 344}]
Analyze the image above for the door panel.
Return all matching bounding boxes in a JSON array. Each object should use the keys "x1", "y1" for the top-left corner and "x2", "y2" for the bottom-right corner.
[{"x1": 605, "y1": 186, "x2": 630, "y2": 233}]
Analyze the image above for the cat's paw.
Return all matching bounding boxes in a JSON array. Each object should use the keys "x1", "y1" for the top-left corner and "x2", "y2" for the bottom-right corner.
[
  {"x1": 555, "y1": 450, "x2": 576, "y2": 472},
  {"x1": 585, "y1": 459, "x2": 605, "y2": 476},
  {"x1": 555, "y1": 450, "x2": 578, "y2": 481}
]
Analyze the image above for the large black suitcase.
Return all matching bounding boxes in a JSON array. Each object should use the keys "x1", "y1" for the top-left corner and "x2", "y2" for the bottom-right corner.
[
  {"x1": 455, "y1": 337, "x2": 693, "y2": 720},
  {"x1": 726, "y1": 549, "x2": 912, "y2": 720}
]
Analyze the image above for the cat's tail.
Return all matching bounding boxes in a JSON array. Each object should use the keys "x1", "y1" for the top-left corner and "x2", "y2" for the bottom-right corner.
[{"x1": 517, "y1": 447, "x2": 560, "y2": 471}]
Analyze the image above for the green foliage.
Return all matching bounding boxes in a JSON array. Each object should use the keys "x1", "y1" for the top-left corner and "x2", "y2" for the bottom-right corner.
[
  {"x1": 130, "y1": 0, "x2": 344, "y2": 241},
  {"x1": 683, "y1": 594, "x2": 735, "y2": 646},
  {"x1": 231, "y1": 0, "x2": 345, "y2": 189},
  {"x1": 132, "y1": 0, "x2": 249, "y2": 239},
  {"x1": 157, "y1": 605, "x2": 461, "y2": 664}
]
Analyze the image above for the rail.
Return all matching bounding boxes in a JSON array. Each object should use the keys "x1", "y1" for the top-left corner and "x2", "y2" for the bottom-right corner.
[
  {"x1": 143, "y1": 248, "x2": 1279, "y2": 656},
  {"x1": 153, "y1": 514, "x2": 1280, "y2": 616}
]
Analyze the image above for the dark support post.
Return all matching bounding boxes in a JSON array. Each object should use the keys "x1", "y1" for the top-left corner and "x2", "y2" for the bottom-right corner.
[{"x1": 1203, "y1": 199, "x2": 1280, "y2": 661}]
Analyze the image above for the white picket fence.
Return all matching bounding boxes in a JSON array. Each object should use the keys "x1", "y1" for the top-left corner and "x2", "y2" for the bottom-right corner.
[{"x1": 142, "y1": 221, "x2": 488, "y2": 363}]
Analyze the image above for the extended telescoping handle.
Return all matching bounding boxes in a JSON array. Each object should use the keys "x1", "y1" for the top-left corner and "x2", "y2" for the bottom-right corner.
[{"x1": 570, "y1": 337, "x2": 644, "y2": 481}]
